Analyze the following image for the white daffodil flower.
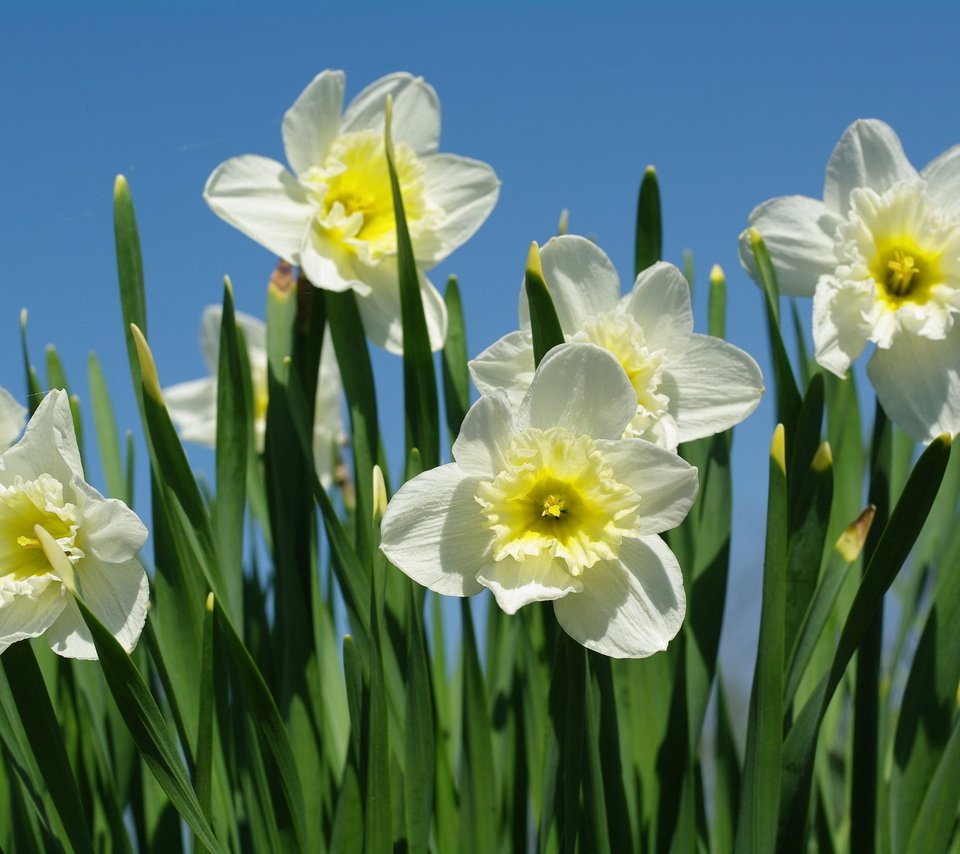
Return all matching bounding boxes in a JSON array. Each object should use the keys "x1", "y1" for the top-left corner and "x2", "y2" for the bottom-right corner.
[
  {"x1": 0, "y1": 387, "x2": 27, "y2": 452},
  {"x1": 0, "y1": 390, "x2": 149, "y2": 659},
  {"x1": 163, "y1": 306, "x2": 345, "y2": 488},
  {"x1": 470, "y1": 236, "x2": 763, "y2": 452},
  {"x1": 204, "y1": 70, "x2": 500, "y2": 354},
  {"x1": 381, "y1": 343, "x2": 697, "y2": 658},
  {"x1": 740, "y1": 118, "x2": 960, "y2": 441}
]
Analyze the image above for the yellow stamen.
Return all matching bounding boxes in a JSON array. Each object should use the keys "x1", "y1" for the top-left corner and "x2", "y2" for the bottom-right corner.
[
  {"x1": 541, "y1": 495, "x2": 566, "y2": 519},
  {"x1": 887, "y1": 249, "x2": 920, "y2": 296}
]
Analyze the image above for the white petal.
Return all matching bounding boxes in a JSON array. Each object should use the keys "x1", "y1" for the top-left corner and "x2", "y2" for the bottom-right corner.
[
  {"x1": 200, "y1": 305, "x2": 266, "y2": 374},
  {"x1": 662, "y1": 335, "x2": 765, "y2": 443},
  {"x1": 0, "y1": 577, "x2": 67, "y2": 654},
  {"x1": 282, "y1": 70, "x2": 346, "y2": 176},
  {"x1": 595, "y1": 439, "x2": 698, "y2": 535},
  {"x1": 299, "y1": 231, "x2": 361, "y2": 294},
  {"x1": 355, "y1": 264, "x2": 447, "y2": 354},
  {"x1": 46, "y1": 557, "x2": 149, "y2": 659},
  {"x1": 341, "y1": 73, "x2": 440, "y2": 155},
  {"x1": 204, "y1": 155, "x2": 313, "y2": 262},
  {"x1": 468, "y1": 330, "x2": 535, "y2": 410},
  {"x1": 812, "y1": 279, "x2": 871, "y2": 377},
  {"x1": 620, "y1": 262, "x2": 694, "y2": 346},
  {"x1": 452, "y1": 390, "x2": 516, "y2": 477},
  {"x1": 477, "y1": 553, "x2": 581, "y2": 615},
  {"x1": 522, "y1": 235, "x2": 620, "y2": 332},
  {"x1": 868, "y1": 328, "x2": 960, "y2": 442},
  {"x1": 0, "y1": 387, "x2": 26, "y2": 452},
  {"x1": 520, "y1": 343, "x2": 636, "y2": 439},
  {"x1": 553, "y1": 536, "x2": 685, "y2": 658},
  {"x1": 163, "y1": 378, "x2": 217, "y2": 447},
  {"x1": 824, "y1": 119, "x2": 919, "y2": 216},
  {"x1": 921, "y1": 144, "x2": 960, "y2": 219},
  {"x1": 738, "y1": 196, "x2": 841, "y2": 297},
  {"x1": 77, "y1": 490, "x2": 148, "y2": 561},
  {"x1": 421, "y1": 154, "x2": 500, "y2": 262},
  {"x1": 0, "y1": 390, "x2": 83, "y2": 490},
  {"x1": 380, "y1": 464, "x2": 489, "y2": 596}
]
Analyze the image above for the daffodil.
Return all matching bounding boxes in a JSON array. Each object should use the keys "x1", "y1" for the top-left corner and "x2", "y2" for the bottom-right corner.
[
  {"x1": 163, "y1": 305, "x2": 345, "y2": 488},
  {"x1": 0, "y1": 387, "x2": 26, "y2": 452},
  {"x1": 740, "y1": 118, "x2": 960, "y2": 441},
  {"x1": 204, "y1": 70, "x2": 500, "y2": 354},
  {"x1": 381, "y1": 343, "x2": 696, "y2": 658},
  {"x1": 470, "y1": 236, "x2": 763, "y2": 452},
  {"x1": 0, "y1": 390, "x2": 149, "y2": 658}
]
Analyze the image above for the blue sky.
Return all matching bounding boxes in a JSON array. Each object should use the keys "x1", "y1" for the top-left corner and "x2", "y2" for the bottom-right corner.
[{"x1": 3, "y1": 3, "x2": 960, "y2": 689}]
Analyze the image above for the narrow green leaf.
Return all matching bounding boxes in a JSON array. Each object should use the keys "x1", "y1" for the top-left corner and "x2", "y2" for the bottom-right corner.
[
  {"x1": 364, "y1": 593, "x2": 392, "y2": 854},
  {"x1": 87, "y1": 353, "x2": 125, "y2": 501},
  {"x1": 18, "y1": 310, "x2": 43, "y2": 414},
  {"x1": 891, "y1": 531, "x2": 960, "y2": 850},
  {"x1": 113, "y1": 176, "x2": 148, "y2": 415},
  {"x1": 1, "y1": 644, "x2": 93, "y2": 854},
  {"x1": 403, "y1": 585, "x2": 435, "y2": 854},
  {"x1": 583, "y1": 655, "x2": 612, "y2": 854},
  {"x1": 707, "y1": 265, "x2": 726, "y2": 339},
  {"x1": 711, "y1": 675, "x2": 741, "y2": 854},
  {"x1": 750, "y1": 229, "x2": 801, "y2": 432},
  {"x1": 72, "y1": 597, "x2": 223, "y2": 853},
  {"x1": 634, "y1": 165, "x2": 662, "y2": 277},
  {"x1": 778, "y1": 435, "x2": 952, "y2": 849},
  {"x1": 325, "y1": 288, "x2": 380, "y2": 567},
  {"x1": 905, "y1": 713, "x2": 960, "y2": 853},
  {"x1": 214, "y1": 598, "x2": 308, "y2": 852},
  {"x1": 736, "y1": 424, "x2": 787, "y2": 854},
  {"x1": 524, "y1": 242, "x2": 565, "y2": 368},
  {"x1": 441, "y1": 276, "x2": 470, "y2": 443},
  {"x1": 459, "y1": 600, "x2": 497, "y2": 852},
  {"x1": 385, "y1": 98, "x2": 440, "y2": 472},
  {"x1": 195, "y1": 595, "x2": 216, "y2": 845},
  {"x1": 213, "y1": 277, "x2": 247, "y2": 627}
]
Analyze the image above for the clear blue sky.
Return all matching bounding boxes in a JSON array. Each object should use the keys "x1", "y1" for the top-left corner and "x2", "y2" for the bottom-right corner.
[{"x1": 3, "y1": 2, "x2": 960, "y2": 691}]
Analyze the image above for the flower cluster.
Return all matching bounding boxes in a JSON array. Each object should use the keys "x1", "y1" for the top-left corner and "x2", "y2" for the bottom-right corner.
[{"x1": 741, "y1": 118, "x2": 960, "y2": 442}]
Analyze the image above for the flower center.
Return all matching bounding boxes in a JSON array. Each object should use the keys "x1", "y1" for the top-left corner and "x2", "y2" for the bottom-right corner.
[
  {"x1": 301, "y1": 130, "x2": 437, "y2": 264},
  {"x1": 572, "y1": 312, "x2": 675, "y2": 444},
  {"x1": 870, "y1": 238, "x2": 941, "y2": 305},
  {"x1": 0, "y1": 474, "x2": 82, "y2": 585},
  {"x1": 476, "y1": 427, "x2": 642, "y2": 576}
]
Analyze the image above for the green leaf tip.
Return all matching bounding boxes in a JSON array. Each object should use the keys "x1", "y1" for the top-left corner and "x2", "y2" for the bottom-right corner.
[
  {"x1": 835, "y1": 505, "x2": 875, "y2": 563},
  {"x1": 558, "y1": 208, "x2": 569, "y2": 235},
  {"x1": 526, "y1": 241, "x2": 544, "y2": 281},
  {"x1": 223, "y1": 275, "x2": 233, "y2": 297},
  {"x1": 709, "y1": 264, "x2": 725, "y2": 286},
  {"x1": 19, "y1": 307, "x2": 27, "y2": 330},
  {"x1": 113, "y1": 174, "x2": 129, "y2": 198},
  {"x1": 812, "y1": 441, "x2": 833, "y2": 472},
  {"x1": 644, "y1": 164, "x2": 657, "y2": 178},
  {"x1": 205, "y1": 592, "x2": 215, "y2": 612},
  {"x1": 771, "y1": 423, "x2": 786, "y2": 473},
  {"x1": 130, "y1": 324, "x2": 163, "y2": 404},
  {"x1": 749, "y1": 226, "x2": 765, "y2": 252},
  {"x1": 372, "y1": 464, "x2": 388, "y2": 525}
]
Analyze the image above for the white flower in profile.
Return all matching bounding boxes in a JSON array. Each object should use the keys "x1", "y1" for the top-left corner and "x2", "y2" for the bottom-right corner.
[
  {"x1": 381, "y1": 343, "x2": 697, "y2": 658},
  {"x1": 740, "y1": 118, "x2": 960, "y2": 441},
  {"x1": 204, "y1": 70, "x2": 500, "y2": 354},
  {"x1": 163, "y1": 305, "x2": 345, "y2": 488},
  {"x1": 470, "y1": 236, "x2": 763, "y2": 452},
  {"x1": 0, "y1": 390, "x2": 149, "y2": 658},
  {"x1": 0, "y1": 387, "x2": 27, "y2": 452}
]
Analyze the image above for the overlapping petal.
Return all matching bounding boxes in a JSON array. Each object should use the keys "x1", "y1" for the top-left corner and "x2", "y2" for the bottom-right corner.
[{"x1": 282, "y1": 70, "x2": 346, "y2": 176}]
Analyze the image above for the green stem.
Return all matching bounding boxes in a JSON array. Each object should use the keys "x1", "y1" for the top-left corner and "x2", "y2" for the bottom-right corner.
[{"x1": 851, "y1": 400, "x2": 891, "y2": 852}]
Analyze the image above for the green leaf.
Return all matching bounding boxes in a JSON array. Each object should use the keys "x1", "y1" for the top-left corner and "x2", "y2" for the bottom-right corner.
[
  {"x1": 18, "y1": 310, "x2": 43, "y2": 414},
  {"x1": 194, "y1": 595, "x2": 216, "y2": 845},
  {"x1": 441, "y1": 276, "x2": 470, "y2": 443},
  {"x1": 711, "y1": 675, "x2": 741, "y2": 854},
  {"x1": 72, "y1": 596, "x2": 223, "y2": 853},
  {"x1": 735, "y1": 425, "x2": 787, "y2": 854},
  {"x1": 750, "y1": 229, "x2": 801, "y2": 432},
  {"x1": 459, "y1": 600, "x2": 497, "y2": 852},
  {"x1": 634, "y1": 165, "x2": 662, "y2": 277},
  {"x1": 1, "y1": 643, "x2": 93, "y2": 854},
  {"x1": 707, "y1": 265, "x2": 726, "y2": 339},
  {"x1": 905, "y1": 713, "x2": 960, "y2": 853},
  {"x1": 385, "y1": 98, "x2": 440, "y2": 472},
  {"x1": 113, "y1": 176, "x2": 148, "y2": 415},
  {"x1": 524, "y1": 242, "x2": 565, "y2": 368},
  {"x1": 778, "y1": 434, "x2": 952, "y2": 849},
  {"x1": 87, "y1": 353, "x2": 126, "y2": 501},
  {"x1": 214, "y1": 597, "x2": 308, "y2": 852},
  {"x1": 213, "y1": 277, "x2": 247, "y2": 627}
]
